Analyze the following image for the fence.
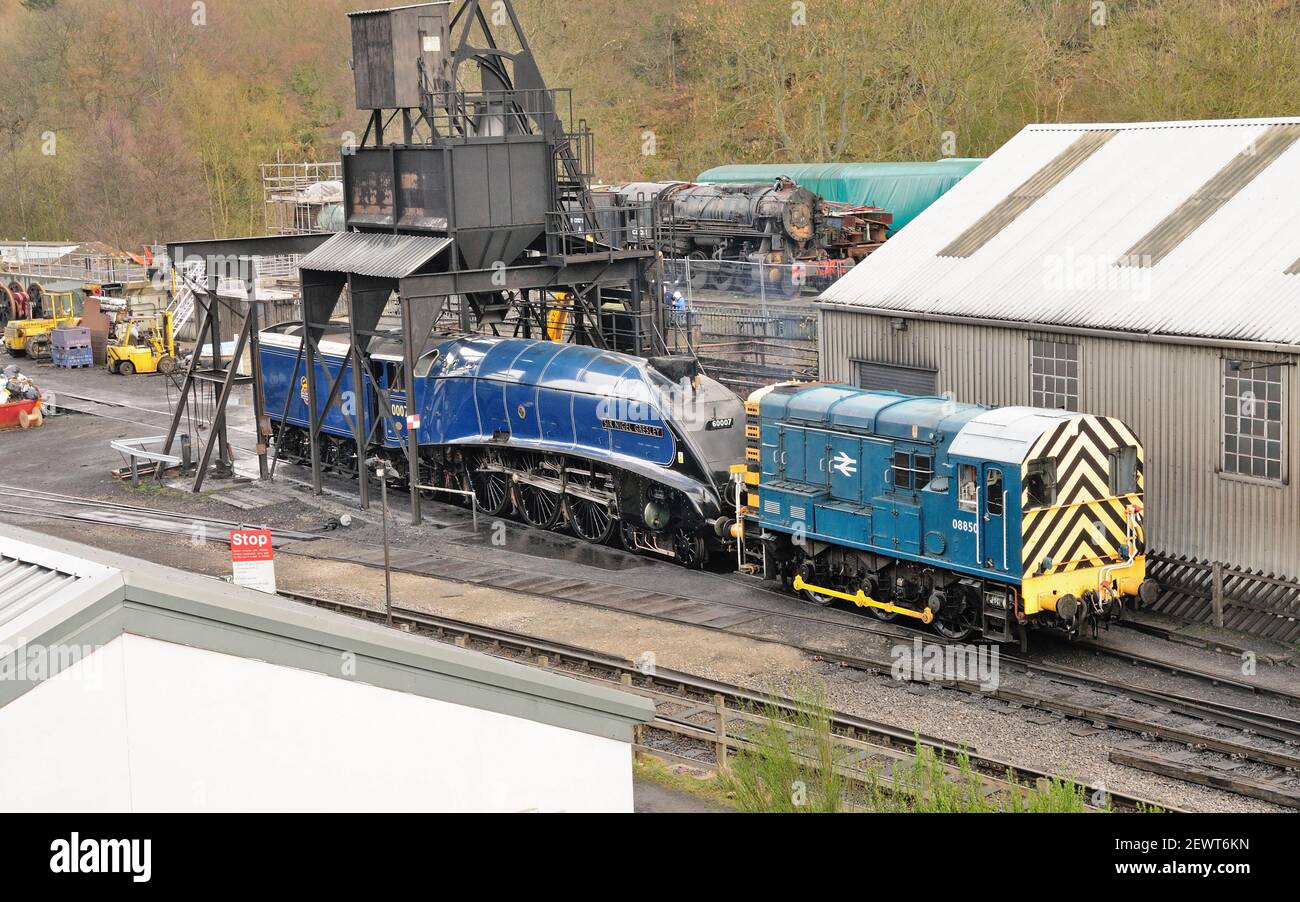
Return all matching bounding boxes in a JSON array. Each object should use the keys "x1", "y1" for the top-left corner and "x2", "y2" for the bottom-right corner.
[
  {"x1": 0, "y1": 251, "x2": 151, "y2": 286},
  {"x1": 1146, "y1": 553, "x2": 1300, "y2": 646},
  {"x1": 658, "y1": 257, "x2": 822, "y2": 395},
  {"x1": 661, "y1": 257, "x2": 852, "y2": 302}
]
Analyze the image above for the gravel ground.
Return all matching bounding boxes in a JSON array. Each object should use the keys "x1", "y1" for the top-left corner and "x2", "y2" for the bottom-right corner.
[
  {"x1": 6, "y1": 388, "x2": 1294, "y2": 813},
  {"x1": 9, "y1": 515, "x2": 1285, "y2": 813}
]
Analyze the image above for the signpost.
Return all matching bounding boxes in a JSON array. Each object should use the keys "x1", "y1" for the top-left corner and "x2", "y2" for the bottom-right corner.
[{"x1": 230, "y1": 528, "x2": 277, "y2": 594}]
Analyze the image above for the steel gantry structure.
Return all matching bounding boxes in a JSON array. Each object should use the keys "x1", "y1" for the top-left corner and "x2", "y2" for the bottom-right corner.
[{"x1": 158, "y1": 1, "x2": 663, "y2": 524}]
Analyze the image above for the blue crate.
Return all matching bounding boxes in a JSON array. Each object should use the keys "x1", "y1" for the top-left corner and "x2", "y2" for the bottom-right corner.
[
  {"x1": 51, "y1": 346, "x2": 94, "y2": 369},
  {"x1": 51, "y1": 326, "x2": 92, "y2": 350}
]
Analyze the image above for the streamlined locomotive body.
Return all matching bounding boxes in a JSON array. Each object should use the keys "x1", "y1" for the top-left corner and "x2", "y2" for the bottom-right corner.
[{"x1": 260, "y1": 326, "x2": 748, "y2": 565}]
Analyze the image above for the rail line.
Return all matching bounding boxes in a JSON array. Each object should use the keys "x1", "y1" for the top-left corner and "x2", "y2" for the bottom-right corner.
[
  {"x1": 0, "y1": 486, "x2": 319, "y2": 545},
  {"x1": 9, "y1": 485, "x2": 1299, "y2": 807},
  {"x1": 277, "y1": 588, "x2": 1171, "y2": 812}
]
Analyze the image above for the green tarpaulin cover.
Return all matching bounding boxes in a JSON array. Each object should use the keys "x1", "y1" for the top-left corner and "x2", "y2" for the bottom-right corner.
[{"x1": 696, "y1": 159, "x2": 982, "y2": 233}]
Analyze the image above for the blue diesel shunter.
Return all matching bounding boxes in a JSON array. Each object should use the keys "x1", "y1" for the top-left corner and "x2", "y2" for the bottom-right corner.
[
  {"x1": 260, "y1": 325, "x2": 748, "y2": 566},
  {"x1": 746, "y1": 382, "x2": 1154, "y2": 643}
]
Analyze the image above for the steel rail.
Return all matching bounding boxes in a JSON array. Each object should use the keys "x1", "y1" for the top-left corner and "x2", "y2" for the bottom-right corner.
[{"x1": 279, "y1": 588, "x2": 1172, "y2": 812}]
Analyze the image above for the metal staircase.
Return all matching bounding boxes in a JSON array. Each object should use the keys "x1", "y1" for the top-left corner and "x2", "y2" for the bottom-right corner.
[{"x1": 165, "y1": 260, "x2": 207, "y2": 333}]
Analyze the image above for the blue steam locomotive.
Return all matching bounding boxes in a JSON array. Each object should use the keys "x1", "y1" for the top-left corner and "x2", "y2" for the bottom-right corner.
[
  {"x1": 744, "y1": 383, "x2": 1156, "y2": 643},
  {"x1": 259, "y1": 325, "x2": 748, "y2": 566}
]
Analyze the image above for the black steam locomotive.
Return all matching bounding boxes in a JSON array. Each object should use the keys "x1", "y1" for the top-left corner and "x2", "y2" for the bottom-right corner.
[{"x1": 595, "y1": 178, "x2": 891, "y2": 295}]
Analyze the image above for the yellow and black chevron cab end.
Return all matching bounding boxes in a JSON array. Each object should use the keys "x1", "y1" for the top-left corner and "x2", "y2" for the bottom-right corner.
[{"x1": 1016, "y1": 412, "x2": 1158, "y2": 629}]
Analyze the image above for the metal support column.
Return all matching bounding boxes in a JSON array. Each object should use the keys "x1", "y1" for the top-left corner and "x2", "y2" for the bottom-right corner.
[
  {"x1": 206, "y1": 257, "x2": 233, "y2": 479},
  {"x1": 245, "y1": 268, "x2": 270, "y2": 480},
  {"x1": 346, "y1": 273, "x2": 371, "y2": 511},
  {"x1": 400, "y1": 295, "x2": 421, "y2": 526}
]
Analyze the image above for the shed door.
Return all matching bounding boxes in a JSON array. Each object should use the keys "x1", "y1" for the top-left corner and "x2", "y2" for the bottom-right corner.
[{"x1": 856, "y1": 361, "x2": 938, "y2": 396}]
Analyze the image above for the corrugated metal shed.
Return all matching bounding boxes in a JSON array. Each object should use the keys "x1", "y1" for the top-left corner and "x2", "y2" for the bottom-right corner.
[
  {"x1": 820, "y1": 117, "x2": 1300, "y2": 348},
  {"x1": 300, "y1": 232, "x2": 452, "y2": 279}
]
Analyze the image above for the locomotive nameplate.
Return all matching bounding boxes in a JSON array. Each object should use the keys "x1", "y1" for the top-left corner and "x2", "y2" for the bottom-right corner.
[{"x1": 601, "y1": 418, "x2": 665, "y2": 438}]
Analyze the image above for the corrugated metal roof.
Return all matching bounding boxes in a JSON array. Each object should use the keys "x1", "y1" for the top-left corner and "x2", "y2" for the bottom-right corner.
[
  {"x1": 347, "y1": 2, "x2": 450, "y2": 16},
  {"x1": 939, "y1": 131, "x2": 1116, "y2": 258},
  {"x1": 0, "y1": 542, "x2": 118, "y2": 636},
  {"x1": 300, "y1": 232, "x2": 452, "y2": 279},
  {"x1": 821, "y1": 117, "x2": 1300, "y2": 347},
  {"x1": 0, "y1": 557, "x2": 79, "y2": 626},
  {"x1": 1119, "y1": 123, "x2": 1300, "y2": 267}
]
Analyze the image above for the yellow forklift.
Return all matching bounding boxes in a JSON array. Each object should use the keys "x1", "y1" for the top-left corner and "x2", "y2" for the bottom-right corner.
[
  {"x1": 108, "y1": 309, "x2": 178, "y2": 375},
  {"x1": 2, "y1": 283, "x2": 82, "y2": 360}
]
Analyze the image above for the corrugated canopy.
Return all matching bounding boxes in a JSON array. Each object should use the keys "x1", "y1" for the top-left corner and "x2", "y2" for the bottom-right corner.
[
  {"x1": 820, "y1": 117, "x2": 1300, "y2": 348},
  {"x1": 300, "y1": 232, "x2": 452, "y2": 279}
]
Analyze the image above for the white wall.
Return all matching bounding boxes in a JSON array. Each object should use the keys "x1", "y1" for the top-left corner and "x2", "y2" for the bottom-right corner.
[{"x1": 0, "y1": 634, "x2": 633, "y2": 812}]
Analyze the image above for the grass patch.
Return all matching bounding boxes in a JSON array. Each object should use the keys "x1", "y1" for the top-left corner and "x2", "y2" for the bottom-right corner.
[
  {"x1": 122, "y1": 482, "x2": 187, "y2": 499},
  {"x1": 717, "y1": 682, "x2": 1147, "y2": 813},
  {"x1": 633, "y1": 753, "x2": 739, "y2": 810}
]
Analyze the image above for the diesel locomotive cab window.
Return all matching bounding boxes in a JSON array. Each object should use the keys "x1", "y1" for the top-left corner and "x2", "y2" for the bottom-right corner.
[
  {"x1": 957, "y1": 464, "x2": 978, "y2": 511},
  {"x1": 892, "y1": 452, "x2": 933, "y2": 492},
  {"x1": 915, "y1": 455, "x2": 934, "y2": 489},
  {"x1": 1029, "y1": 339, "x2": 1079, "y2": 411},
  {"x1": 1025, "y1": 458, "x2": 1057, "y2": 507},
  {"x1": 1108, "y1": 445, "x2": 1139, "y2": 496},
  {"x1": 986, "y1": 469, "x2": 1004, "y2": 515},
  {"x1": 1222, "y1": 359, "x2": 1286, "y2": 483},
  {"x1": 892, "y1": 451, "x2": 913, "y2": 489}
]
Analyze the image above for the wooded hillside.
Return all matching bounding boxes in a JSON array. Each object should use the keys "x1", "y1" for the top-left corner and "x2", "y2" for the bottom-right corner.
[{"x1": 2, "y1": 0, "x2": 1297, "y2": 248}]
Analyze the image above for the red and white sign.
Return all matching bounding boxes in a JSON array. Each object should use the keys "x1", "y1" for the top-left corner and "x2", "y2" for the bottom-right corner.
[
  {"x1": 406, "y1": 414, "x2": 421, "y2": 430},
  {"x1": 230, "y1": 528, "x2": 277, "y2": 594}
]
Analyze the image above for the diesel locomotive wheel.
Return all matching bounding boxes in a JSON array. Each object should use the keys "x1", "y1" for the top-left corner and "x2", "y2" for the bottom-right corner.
[
  {"x1": 932, "y1": 590, "x2": 979, "y2": 641},
  {"x1": 672, "y1": 529, "x2": 705, "y2": 570},
  {"x1": 796, "y1": 561, "x2": 836, "y2": 606},
  {"x1": 566, "y1": 496, "x2": 615, "y2": 544},
  {"x1": 470, "y1": 469, "x2": 513, "y2": 518}
]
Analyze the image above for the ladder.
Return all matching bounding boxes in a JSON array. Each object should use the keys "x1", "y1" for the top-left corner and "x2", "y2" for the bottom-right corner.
[{"x1": 165, "y1": 260, "x2": 207, "y2": 333}]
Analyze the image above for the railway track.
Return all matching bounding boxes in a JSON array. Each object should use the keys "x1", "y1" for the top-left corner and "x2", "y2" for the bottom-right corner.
[
  {"x1": 10, "y1": 485, "x2": 1299, "y2": 807},
  {"x1": 277, "y1": 588, "x2": 1171, "y2": 812},
  {"x1": 0, "y1": 486, "x2": 318, "y2": 546},
  {"x1": 280, "y1": 538, "x2": 1300, "y2": 808}
]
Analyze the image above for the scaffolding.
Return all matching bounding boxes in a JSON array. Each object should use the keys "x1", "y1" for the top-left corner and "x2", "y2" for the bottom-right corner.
[
  {"x1": 261, "y1": 161, "x2": 345, "y2": 236},
  {"x1": 0, "y1": 249, "x2": 151, "y2": 286}
]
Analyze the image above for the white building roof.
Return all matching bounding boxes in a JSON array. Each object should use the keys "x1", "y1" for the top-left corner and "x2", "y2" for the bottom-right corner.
[
  {"x1": 820, "y1": 117, "x2": 1300, "y2": 349},
  {"x1": 0, "y1": 526, "x2": 654, "y2": 739}
]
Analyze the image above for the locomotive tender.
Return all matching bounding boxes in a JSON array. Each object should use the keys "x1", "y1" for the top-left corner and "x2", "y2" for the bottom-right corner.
[
  {"x1": 744, "y1": 383, "x2": 1158, "y2": 644},
  {"x1": 260, "y1": 325, "x2": 748, "y2": 566}
]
